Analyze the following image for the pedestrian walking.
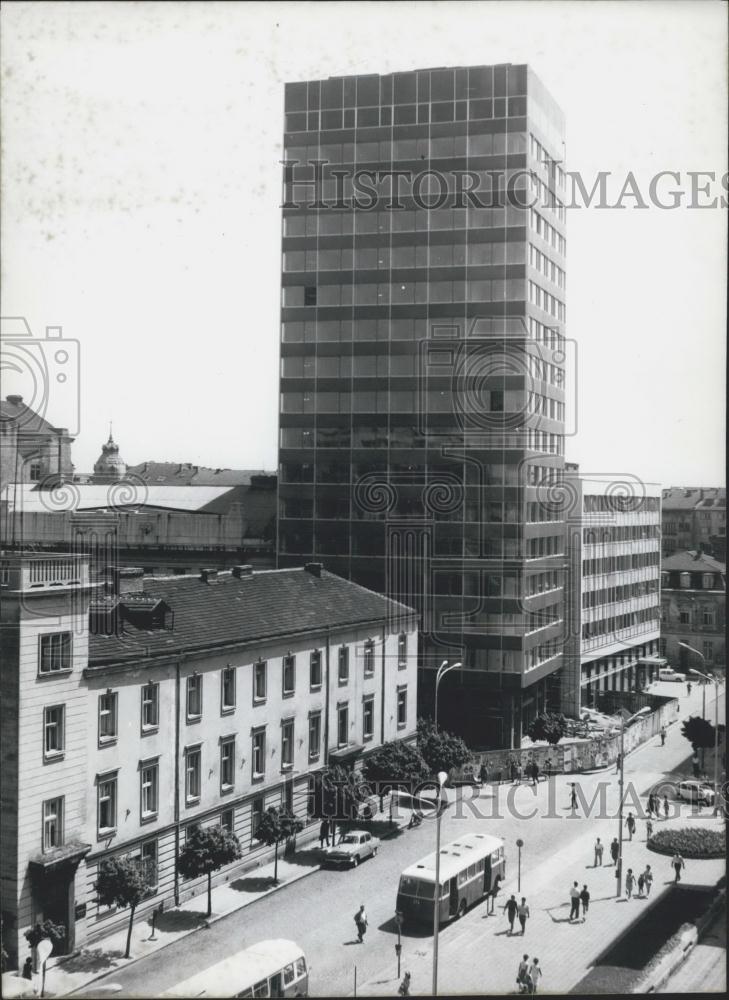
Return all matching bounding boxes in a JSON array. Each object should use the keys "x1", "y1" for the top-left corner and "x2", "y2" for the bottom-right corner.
[
  {"x1": 516, "y1": 955, "x2": 530, "y2": 994},
  {"x1": 319, "y1": 819, "x2": 330, "y2": 848},
  {"x1": 646, "y1": 817, "x2": 654, "y2": 841},
  {"x1": 625, "y1": 868, "x2": 635, "y2": 899},
  {"x1": 517, "y1": 897, "x2": 530, "y2": 935},
  {"x1": 692, "y1": 754, "x2": 700, "y2": 779},
  {"x1": 609, "y1": 837, "x2": 620, "y2": 866},
  {"x1": 487, "y1": 873, "x2": 503, "y2": 915},
  {"x1": 354, "y1": 904, "x2": 368, "y2": 943},
  {"x1": 671, "y1": 853, "x2": 685, "y2": 883},
  {"x1": 569, "y1": 881, "x2": 581, "y2": 920},
  {"x1": 663, "y1": 794, "x2": 670, "y2": 819},
  {"x1": 516, "y1": 762, "x2": 523, "y2": 784},
  {"x1": 545, "y1": 757, "x2": 553, "y2": 780},
  {"x1": 580, "y1": 885, "x2": 590, "y2": 920},
  {"x1": 479, "y1": 762, "x2": 489, "y2": 786},
  {"x1": 528, "y1": 957, "x2": 542, "y2": 995},
  {"x1": 594, "y1": 837, "x2": 604, "y2": 866},
  {"x1": 625, "y1": 812, "x2": 636, "y2": 841},
  {"x1": 569, "y1": 783, "x2": 578, "y2": 811},
  {"x1": 495, "y1": 766, "x2": 503, "y2": 784},
  {"x1": 503, "y1": 894, "x2": 519, "y2": 935},
  {"x1": 637, "y1": 871, "x2": 646, "y2": 897},
  {"x1": 398, "y1": 971, "x2": 411, "y2": 997},
  {"x1": 533, "y1": 761, "x2": 540, "y2": 785},
  {"x1": 660, "y1": 726, "x2": 666, "y2": 746},
  {"x1": 510, "y1": 758, "x2": 518, "y2": 783},
  {"x1": 22, "y1": 958, "x2": 32, "y2": 981},
  {"x1": 644, "y1": 865, "x2": 653, "y2": 897},
  {"x1": 687, "y1": 681, "x2": 692, "y2": 696},
  {"x1": 615, "y1": 752, "x2": 622, "y2": 775},
  {"x1": 646, "y1": 792, "x2": 655, "y2": 817}
]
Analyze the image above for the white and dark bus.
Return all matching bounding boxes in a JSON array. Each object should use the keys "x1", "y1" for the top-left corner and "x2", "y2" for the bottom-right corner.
[
  {"x1": 163, "y1": 939, "x2": 308, "y2": 998},
  {"x1": 396, "y1": 832, "x2": 506, "y2": 926}
]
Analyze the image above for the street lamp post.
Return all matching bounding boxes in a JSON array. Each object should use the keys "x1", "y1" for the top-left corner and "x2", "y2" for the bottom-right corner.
[
  {"x1": 432, "y1": 770, "x2": 448, "y2": 997},
  {"x1": 516, "y1": 838, "x2": 524, "y2": 893},
  {"x1": 395, "y1": 910, "x2": 403, "y2": 978},
  {"x1": 434, "y1": 660, "x2": 462, "y2": 732},
  {"x1": 681, "y1": 641, "x2": 721, "y2": 816},
  {"x1": 615, "y1": 706, "x2": 651, "y2": 897}
]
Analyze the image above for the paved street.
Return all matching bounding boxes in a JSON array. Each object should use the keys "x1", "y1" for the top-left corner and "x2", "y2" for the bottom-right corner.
[
  {"x1": 68, "y1": 681, "x2": 724, "y2": 997},
  {"x1": 659, "y1": 905, "x2": 726, "y2": 994}
]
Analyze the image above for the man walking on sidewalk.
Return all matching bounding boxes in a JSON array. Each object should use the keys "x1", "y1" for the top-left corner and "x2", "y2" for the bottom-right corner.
[
  {"x1": 517, "y1": 897, "x2": 530, "y2": 935},
  {"x1": 504, "y1": 894, "x2": 519, "y2": 935},
  {"x1": 646, "y1": 817, "x2": 654, "y2": 841},
  {"x1": 569, "y1": 783, "x2": 578, "y2": 812},
  {"x1": 660, "y1": 726, "x2": 666, "y2": 746},
  {"x1": 610, "y1": 837, "x2": 620, "y2": 866},
  {"x1": 487, "y1": 873, "x2": 503, "y2": 915},
  {"x1": 516, "y1": 955, "x2": 530, "y2": 994},
  {"x1": 663, "y1": 794, "x2": 670, "y2": 819},
  {"x1": 625, "y1": 812, "x2": 636, "y2": 841},
  {"x1": 569, "y1": 882, "x2": 581, "y2": 921},
  {"x1": 594, "y1": 837, "x2": 604, "y2": 866},
  {"x1": 643, "y1": 865, "x2": 653, "y2": 896},
  {"x1": 354, "y1": 904, "x2": 368, "y2": 943},
  {"x1": 319, "y1": 819, "x2": 330, "y2": 848},
  {"x1": 580, "y1": 885, "x2": 590, "y2": 920},
  {"x1": 671, "y1": 853, "x2": 686, "y2": 883}
]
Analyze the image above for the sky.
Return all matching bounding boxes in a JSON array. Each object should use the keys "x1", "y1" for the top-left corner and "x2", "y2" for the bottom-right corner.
[{"x1": 1, "y1": 0, "x2": 726, "y2": 487}]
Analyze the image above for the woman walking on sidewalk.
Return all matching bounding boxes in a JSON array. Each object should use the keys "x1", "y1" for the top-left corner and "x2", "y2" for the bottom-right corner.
[
  {"x1": 643, "y1": 865, "x2": 653, "y2": 896},
  {"x1": 517, "y1": 898, "x2": 531, "y2": 935},
  {"x1": 528, "y1": 958, "x2": 542, "y2": 995},
  {"x1": 625, "y1": 812, "x2": 636, "y2": 841},
  {"x1": 625, "y1": 868, "x2": 635, "y2": 899},
  {"x1": 646, "y1": 817, "x2": 654, "y2": 841},
  {"x1": 663, "y1": 794, "x2": 670, "y2": 819},
  {"x1": 610, "y1": 837, "x2": 620, "y2": 866}
]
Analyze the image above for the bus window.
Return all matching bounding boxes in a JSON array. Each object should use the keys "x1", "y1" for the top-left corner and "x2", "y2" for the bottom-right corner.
[
  {"x1": 295, "y1": 958, "x2": 307, "y2": 978},
  {"x1": 235, "y1": 992, "x2": 253, "y2": 999},
  {"x1": 477, "y1": 859, "x2": 484, "y2": 872},
  {"x1": 458, "y1": 869, "x2": 468, "y2": 886},
  {"x1": 253, "y1": 980, "x2": 269, "y2": 997},
  {"x1": 283, "y1": 964, "x2": 296, "y2": 986},
  {"x1": 467, "y1": 864, "x2": 476, "y2": 878},
  {"x1": 418, "y1": 881, "x2": 435, "y2": 899},
  {"x1": 399, "y1": 876, "x2": 419, "y2": 895}
]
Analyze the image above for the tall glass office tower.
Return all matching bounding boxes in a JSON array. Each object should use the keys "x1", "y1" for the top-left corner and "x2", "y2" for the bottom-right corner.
[{"x1": 278, "y1": 65, "x2": 569, "y2": 748}]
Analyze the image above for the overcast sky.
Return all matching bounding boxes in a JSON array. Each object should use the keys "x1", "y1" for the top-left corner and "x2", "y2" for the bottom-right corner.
[{"x1": 1, "y1": 0, "x2": 726, "y2": 486}]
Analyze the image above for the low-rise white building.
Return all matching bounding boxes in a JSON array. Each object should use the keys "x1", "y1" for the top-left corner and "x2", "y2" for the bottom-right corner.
[{"x1": 0, "y1": 553, "x2": 417, "y2": 964}]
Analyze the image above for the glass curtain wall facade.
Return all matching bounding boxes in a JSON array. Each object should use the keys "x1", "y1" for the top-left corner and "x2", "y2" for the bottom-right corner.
[{"x1": 278, "y1": 65, "x2": 568, "y2": 748}]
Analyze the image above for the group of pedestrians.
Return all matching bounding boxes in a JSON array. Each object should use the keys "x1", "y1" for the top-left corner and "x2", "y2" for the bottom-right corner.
[
  {"x1": 623, "y1": 864, "x2": 654, "y2": 899},
  {"x1": 646, "y1": 791, "x2": 670, "y2": 819},
  {"x1": 568, "y1": 881, "x2": 590, "y2": 921},
  {"x1": 503, "y1": 894, "x2": 531, "y2": 935},
  {"x1": 516, "y1": 954, "x2": 542, "y2": 994}
]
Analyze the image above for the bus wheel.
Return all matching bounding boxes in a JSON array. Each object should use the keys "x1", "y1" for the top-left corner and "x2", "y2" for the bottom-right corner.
[{"x1": 457, "y1": 899, "x2": 467, "y2": 919}]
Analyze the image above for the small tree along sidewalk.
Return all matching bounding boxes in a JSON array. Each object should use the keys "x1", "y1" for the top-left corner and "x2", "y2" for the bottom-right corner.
[
  {"x1": 176, "y1": 824, "x2": 242, "y2": 918},
  {"x1": 254, "y1": 807, "x2": 304, "y2": 885},
  {"x1": 96, "y1": 856, "x2": 153, "y2": 959}
]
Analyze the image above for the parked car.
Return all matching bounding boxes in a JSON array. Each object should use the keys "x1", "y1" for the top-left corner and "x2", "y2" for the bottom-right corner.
[
  {"x1": 677, "y1": 780, "x2": 716, "y2": 805},
  {"x1": 323, "y1": 829, "x2": 380, "y2": 867},
  {"x1": 658, "y1": 667, "x2": 687, "y2": 683}
]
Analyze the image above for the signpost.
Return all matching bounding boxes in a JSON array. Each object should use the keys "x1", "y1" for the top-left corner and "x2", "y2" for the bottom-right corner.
[
  {"x1": 516, "y1": 839, "x2": 524, "y2": 893},
  {"x1": 395, "y1": 910, "x2": 403, "y2": 977}
]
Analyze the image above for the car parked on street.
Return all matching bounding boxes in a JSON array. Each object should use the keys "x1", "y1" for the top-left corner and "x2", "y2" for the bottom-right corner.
[
  {"x1": 677, "y1": 780, "x2": 716, "y2": 805},
  {"x1": 659, "y1": 667, "x2": 687, "y2": 683},
  {"x1": 323, "y1": 829, "x2": 380, "y2": 867}
]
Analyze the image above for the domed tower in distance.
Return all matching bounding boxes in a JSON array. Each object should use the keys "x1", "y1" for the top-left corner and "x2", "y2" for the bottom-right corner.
[{"x1": 92, "y1": 426, "x2": 127, "y2": 484}]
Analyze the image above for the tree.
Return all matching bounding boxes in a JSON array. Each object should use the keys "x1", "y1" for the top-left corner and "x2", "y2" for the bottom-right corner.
[
  {"x1": 362, "y1": 739, "x2": 430, "y2": 809},
  {"x1": 681, "y1": 715, "x2": 715, "y2": 768},
  {"x1": 416, "y1": 719, "x2": 472, "y2": 775},
  {"x1": 311, "y1": 765, "x2": 371, "y2": 843},
  {"x1": 177, "y1": 824, "x2": 242, "y2": 917},
  {"x1": 526, "y1": 712, "x2": 568, "y2": 746},
  {"x1": 254, "y1": 807, "x2": 304, "y2": 885},
  {"x1": 95, "y1": 856, "x2": 150, "y2": 958}
]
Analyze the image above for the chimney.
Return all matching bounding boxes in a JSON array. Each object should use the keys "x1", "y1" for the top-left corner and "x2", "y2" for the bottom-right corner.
[
  {"x1": 200, "y1": 568, "x2": 218, "y2": 583},
  {"x1": 693, "y1": 545, "x2": 702, "y2": 560},
  {"x1": 107, "y1": 566, "x2": 145, "y2": 596},
  {"x1": 232, "y1": 564, "x2": 253, "y2": 578},
  {"x1": 305, "y1": 562, "x2": 323, "y2": 578},
  {"x1": 6, "y1": 394, "x2": 23, "y2": 405}
]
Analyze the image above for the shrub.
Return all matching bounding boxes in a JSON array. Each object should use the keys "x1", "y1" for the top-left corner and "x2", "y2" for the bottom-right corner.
[{"x1": 648, "y1": 826, "x2": 724, "y2": 859}]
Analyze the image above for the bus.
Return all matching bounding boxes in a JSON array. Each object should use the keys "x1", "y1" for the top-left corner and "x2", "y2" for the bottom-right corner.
[
  {"x1": 163, "y1": 940, "x2": 308, "y2": 998},
  {"x1": 396, "y1": 832, "x2": 505, "y2": 926}
]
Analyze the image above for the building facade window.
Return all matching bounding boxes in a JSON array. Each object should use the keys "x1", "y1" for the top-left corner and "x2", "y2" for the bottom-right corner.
[
  {"x1": 221, "y1": 667, "x2": 236, "y2": 713},
  {"x1": 702, "y1": 574, "x2": 715, "y2": 589},
  {"x1": 220, "y1": 808, "x2": 235, "y2": 834},
  {"x1": 702, "y1": 610, "x2": 715, "y2": 627},
  {"x1": 185, "y1": 747, "x2": 201, "y2": 804},
  {"x1": 98, "y1": 775, "x2": 118, "y2": 834},
  {"x1": 98, "y1": 692, "x2": 118, "y2": 744},
  {"x1": 29, "y1": 460, "x2": 42, "y2": 482},
  {"x1": 308, "y1": 712, "x2": 321, "y2": 760},
  {"x1": 141, "y1": 682, "x2": 159, "y2": 731},
  {"x1": 186, "y1": 674, "x2": 203, "y2": 721},
  {"x1": 283, "y1": 655, "x2": 296, "y2": 696},
  {"x1": 253, "y1": 660, "x2": 267, "y2": 703},
  {"x1": 252, "y1": 728, "x2": 266, "y2": 780},
  {"x1": 338, "y1": 646, "x2": 349, "y2": 685},
  {"x1": 42, "y1": 796, "x2": 64, "y2": 851},
  {"x1": 337, "y1": 703, "x2": 349, "y2": 747},
  {"x1": 251, "y1": 795, "x2": 264, "y2": 846},
  {"x1": 220, "y1": 737, "x2": 235, "y2": 792},
  {"x1": 397, "y1": 686, "x2": 408, "y2": 729},
  {"x1": 140, "y1": 761, "x2": 159, "y2": 820},
  {"x1": 363, "y1": 696, "x2": 375, "y2": 741},
  {"x1": 141, "y1": 839, "x2": 158, "y2": 889},
  {"x1": 703, "y1": 641, "x2": 714, "y2": 660},
  {"x1": 310, "y1": 649, "x2": 322, "y2": 689},
  {"x1": 679, "y1": 611, "x2": 691, "y2": 625},
  {"x1": 398, "y1": 633, "x2": 408, "y2": 668},
  {"x1": 43, "y1": 705, "x2": 65, "y2": 758},
  {"x1": 281, "y1": 719, "x2": 294, "y2": 770},
  {"x1": 679, "y1": 572, "x2": 691, "y2": 589},
  {"x1": 363, "y1": 639, "x2": 375, "y2": 677},
  {"x1": 39, "y1": 632, "x2": 72, "y2": 674}
]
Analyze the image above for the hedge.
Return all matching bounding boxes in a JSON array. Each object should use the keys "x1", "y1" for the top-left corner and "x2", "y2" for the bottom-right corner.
[{"x1": 648, "y1": 826, "x2": 724, "y2": 859}]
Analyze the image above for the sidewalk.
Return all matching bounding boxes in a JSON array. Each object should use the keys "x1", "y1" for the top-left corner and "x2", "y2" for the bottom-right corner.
[
  {"x1": 44, "y1": 800, "x2": 412, "y2": 997},
  {"x1": 353, "y1": 808, "x2": 724, "y2": 996}
]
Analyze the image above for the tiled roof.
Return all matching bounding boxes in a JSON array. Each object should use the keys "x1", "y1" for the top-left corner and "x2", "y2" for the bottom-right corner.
[
  {"x1": 1, "y1": 484, "x2": 238, "y2": 513},
  {"x1": 662, "y1": 487, "x2": 726, "y2": 511},
  {"x1": 127, "y1": 463, "x2": 274, "y2": 486},
  {"x1": 662, "y1": 550, "x2": 726, "y2": 573},
  {"x1": 88, "y1": 568, "x2": 415, "y2": 666},
  {"x1": 0, "y1": 396, "x2": 66, "y2": 435}
]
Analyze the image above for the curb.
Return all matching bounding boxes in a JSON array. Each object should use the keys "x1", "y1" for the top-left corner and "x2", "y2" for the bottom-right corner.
[{"x1": 64, "y1": 816, "x2": 411, "y2": 997}]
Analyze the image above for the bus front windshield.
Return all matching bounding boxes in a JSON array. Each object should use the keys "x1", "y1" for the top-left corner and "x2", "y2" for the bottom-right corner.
[{"x1": 399, "y1": 877, "x2": 435, "y2": 899}]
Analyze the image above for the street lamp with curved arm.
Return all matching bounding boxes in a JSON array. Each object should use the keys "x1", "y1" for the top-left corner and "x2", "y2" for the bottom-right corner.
[
  {"x1": 615, "y1": 705, "x2": 651, "y2": 897},
  {"x1": 434, "y1": 660, "x2": 462, "y2": 733},
  {"x1": 432, "y1": 770, "x2": 448, "y2": 997},
  {"x1": 680, "y1": 641, "x2": 721, "y2": 816}
]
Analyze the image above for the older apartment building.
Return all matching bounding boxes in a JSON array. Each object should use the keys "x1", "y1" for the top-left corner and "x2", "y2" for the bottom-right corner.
[
  {"x1": 561, "y1": 469, "x2": 663, "y2": 716},
  {"x1": 661, "y1": 549, "x2": 726, "y2": 671},
  {"x1": 0, "y1": 553, "x2": 417, "y2": 964},
  {"x1": 662, "y1": 487, "x2": 726, "y2": 560}
]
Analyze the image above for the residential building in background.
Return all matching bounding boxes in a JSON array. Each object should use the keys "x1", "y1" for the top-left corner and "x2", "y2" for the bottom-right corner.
[
  {"x1": 278, "y1": 64, "x2": 568, "y2": 748},
  {"x1": 661, "y1": 549, "x2": 726, "y2": 672},
  {"x1": 0, "y1": 394, "x2": 74, "y2": 491},
  {"x1": 561, "y1": 468, "x2": 663, "y2": 717},
  {"x1": 662, "y1": 487, "x2": 726, "y2": 560},
  {"x1": 0, "y1": 552, "x2": 417, "y2": 964}
]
